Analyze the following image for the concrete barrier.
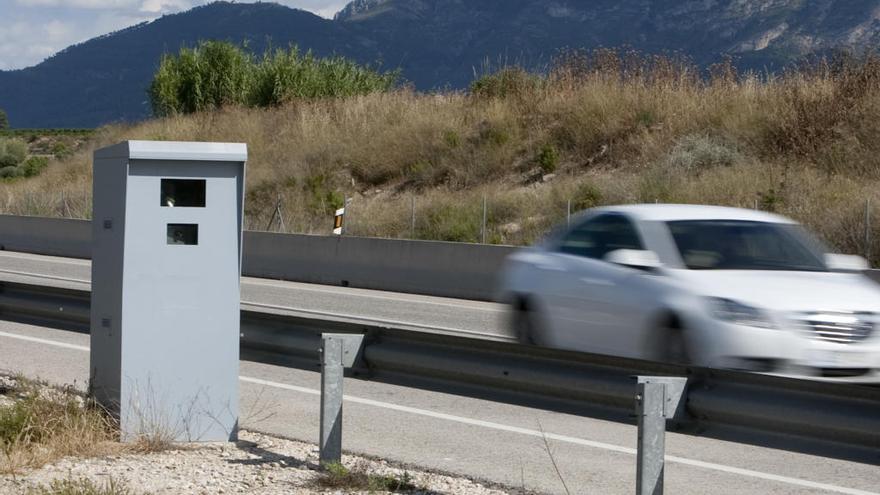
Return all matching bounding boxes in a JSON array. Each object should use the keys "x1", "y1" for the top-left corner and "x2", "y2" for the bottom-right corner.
[
  {"x1": 0, "y1": 215, "x2": 516, "y2": 301},
  {"x1": 243, "y1": 231, "x2": 516, "y2": 301},
  {"x1": 0, "y1": 215, "x2": 92, "y2": 259}
]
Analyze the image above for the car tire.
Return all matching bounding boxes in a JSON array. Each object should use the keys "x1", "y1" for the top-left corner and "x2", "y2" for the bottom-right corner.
[
  {"x1": 661, "y1": 325, "x2": 692, "y2": 365},
  {"x1": 514, "y1": 304, "x2": 544, "y2": 346}
]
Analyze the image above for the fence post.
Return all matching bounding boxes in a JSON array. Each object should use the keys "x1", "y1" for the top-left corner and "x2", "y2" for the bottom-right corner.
[
  {"x1": 411, "y1": 196, "x2": 416, "y2": 239},
  {"x1": 865, "y1": 199, "x2": 871, "y2": 262},
  {"x1": 481, "y1": 195, "x2": 488, "y2": 244},
  {"x1": 342, "y1": 196, "x2": 349, "y2": 236},
  {"x1": 567, "y1": 199, "x2": 572, "y2": 227},
  {"x1": 319, "y1": 333, "x2": 365, "y2": 465},
  {"x1": 635, "y1": 376, "x2": 687, "y2": 495}
]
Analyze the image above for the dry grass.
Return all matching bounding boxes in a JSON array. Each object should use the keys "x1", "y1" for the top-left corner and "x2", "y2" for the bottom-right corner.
[
  {"x1": 316, "y1": 461, "x2": 419, "y2": 493},
  {"x1": 24, "y1": 477, "x2": 145, "y2": 495},
  {"x1": 2, "y1": 50, "x2": 880, "y2": 260},
  {"x1": 0, "y1": 377, "x2": 121, "y2": 475},
  {"x1": 0, "y1": 376, "x2": 181, "y2": 475}
]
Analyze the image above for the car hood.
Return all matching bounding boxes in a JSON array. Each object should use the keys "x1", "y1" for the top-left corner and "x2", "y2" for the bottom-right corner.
[{"x1": 667, "y1": 269, "x2": 880, "y2": 313}]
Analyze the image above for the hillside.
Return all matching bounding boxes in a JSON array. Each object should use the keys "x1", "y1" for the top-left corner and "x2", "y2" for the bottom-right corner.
[
  {"x1": 1, "y1": 0, "x2": 880, "y2": 128},
  {"x1": 2, "y1": 51, "x2": 879, "y2": 263},
  {"x1": 0, "y1": 2, "x2": 367, "y2": 128}
]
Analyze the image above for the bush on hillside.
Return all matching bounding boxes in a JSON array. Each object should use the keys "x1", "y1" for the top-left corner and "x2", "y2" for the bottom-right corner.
[
  {"x1": 0, "y1": 138, "x2": 27, "y2": 169},
  {"x1": 470, "y1": 66, "x2": 543, "y2": 98},
  {"x1": 149, "y1": 41, "x2": 399, "y2": 116}
]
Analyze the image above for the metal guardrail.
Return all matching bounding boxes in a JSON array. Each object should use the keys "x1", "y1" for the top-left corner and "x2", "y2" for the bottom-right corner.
[{"x1": 1, "y1": 279, "x2": 879, "y2": 455}]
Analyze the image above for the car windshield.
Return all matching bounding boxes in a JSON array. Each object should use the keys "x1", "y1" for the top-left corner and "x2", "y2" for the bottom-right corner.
[{"x1": 666, "y1": 220, "x2": 828, "y2": 271}]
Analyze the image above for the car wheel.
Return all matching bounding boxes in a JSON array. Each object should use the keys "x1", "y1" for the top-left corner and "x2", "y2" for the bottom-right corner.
[
  {"x1": 514, "y1": 304, "x2": 544, "y2": 346},
  {"x1": 661, "y1": 326, "x2": 692, "y2": 365}
]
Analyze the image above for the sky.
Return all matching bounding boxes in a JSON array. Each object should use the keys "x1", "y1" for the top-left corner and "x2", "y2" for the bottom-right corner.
[{"x1": 0, "y1": 0, "x2": 348, "y2": 70}]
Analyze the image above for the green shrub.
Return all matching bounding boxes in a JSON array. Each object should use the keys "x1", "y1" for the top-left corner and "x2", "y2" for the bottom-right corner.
[
  {"x1": 665, "y1": 135, "x2": 742, "y2": 173},
  {"x1": 443, "y1": 129, "x2": 461, "y2": 148},
  {"x1": 250, "y1": 47, "x2": 398, "y2": 106},
  {"x1": 537, "y1": 144, "x2": 559, "y2": 173},
  {"x1": 471, "y1": 67, "x2": 543, "y2": 98},
  {"x1": 51, "y1": 142, "x2": 71, "y2": 160},
  {"x1": 0, "y1": 138, "x2": 27, "y2": 168},
  {"x1": 21, "y1": 156, "x2": 49, "y2": 177},
  {"x1": 317, "y1": 462, "x2": 416, "y2": 492},
  {"x1": 571, "y1": 181, "x2": 602, "y2": 211},
  {"x1": 0, "y1": 166, "x2": 21, "y2": 179},
  {"x1": 304, "y1": 173, "x2": 344, "y2": 214},
  {"x1": 417, "y1": 202, "x2": 481, "y2": 242},
  {"x1": 478, "y1": 121, "x2": 510, "y2": 146},
  {"x1": 150, "y1": 41, "x2": 398, "y2": 116}
]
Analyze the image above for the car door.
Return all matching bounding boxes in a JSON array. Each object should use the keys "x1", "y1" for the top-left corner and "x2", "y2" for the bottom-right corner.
[{"x1": 544, "y1": 214, "x2": 655, "y2": 357}]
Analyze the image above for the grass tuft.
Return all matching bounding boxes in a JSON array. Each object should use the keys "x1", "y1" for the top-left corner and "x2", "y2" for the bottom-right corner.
[
  {"x1": 25, "y1": 477, "x2": 145, "y2": 495},
  {"x1": 0, "y1": 376, "x2": 120, "y2": 474},
  {"x1": 316, "y1": 461, "x2": 418, "y2": 493}
]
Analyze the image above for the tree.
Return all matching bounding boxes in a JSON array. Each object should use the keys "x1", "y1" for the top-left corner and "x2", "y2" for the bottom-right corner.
[{"x1": 0, "y1": 109, "x2": 8, "y2": 130}]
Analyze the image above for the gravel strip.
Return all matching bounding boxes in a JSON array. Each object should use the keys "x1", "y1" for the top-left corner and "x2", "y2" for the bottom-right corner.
[{"x1": 0, "y1": 429, "x2": 518, "y2": 494}]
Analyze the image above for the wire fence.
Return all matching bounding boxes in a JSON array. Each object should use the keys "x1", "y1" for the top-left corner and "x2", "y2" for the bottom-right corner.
[
  {"x1": 2, "y1": 189, "x2": 878, "y2": 265},
  {"x1": 248, "y1": 193, "x2": 880, "y2": 263}
]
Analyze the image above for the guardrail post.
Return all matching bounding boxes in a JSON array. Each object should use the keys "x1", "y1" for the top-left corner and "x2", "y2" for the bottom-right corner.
[
  {"x1": 319, "y1": 333, "x2": 365, "y2": 465},
  {"x1": 635, "y1": 376, "x2": 687, "y2": 495}
]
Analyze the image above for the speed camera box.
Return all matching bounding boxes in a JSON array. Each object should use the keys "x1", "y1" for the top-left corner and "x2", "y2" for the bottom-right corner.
[{"x1": 90, "y1": 140, "x2": 246, "y2": 442}]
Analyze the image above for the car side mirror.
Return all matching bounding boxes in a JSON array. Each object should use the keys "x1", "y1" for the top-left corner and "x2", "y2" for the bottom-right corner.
[
  {"x1": 825, "y1": 253, "x2": 869, "y2": 272},
  {"x1": 604, "y1": 249, "x2": 661, "y2": 270}
]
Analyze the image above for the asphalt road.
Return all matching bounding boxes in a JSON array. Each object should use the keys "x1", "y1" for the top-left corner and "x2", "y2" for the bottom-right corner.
[
  {"x1": 0, "y1": 250, "x2": 509, "y2": 340},
  {"x1": 0, "y1": 251, "x2": 879, "y2": 494},
  {"x1": 0, "y1": 320, "x2": 878, "y2": 495}
]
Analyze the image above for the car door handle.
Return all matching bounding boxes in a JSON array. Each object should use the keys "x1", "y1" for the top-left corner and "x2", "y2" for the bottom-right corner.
[{"x1": 580, "y1": 277, "x2": 614, "y2": 286}]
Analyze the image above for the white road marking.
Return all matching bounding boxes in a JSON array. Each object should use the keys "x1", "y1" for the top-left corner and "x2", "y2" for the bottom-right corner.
[
  {"x1": 0, "y1": 268, "x2": 507, "y2": 339},
  {"x1": 0, "y1": 251, "x2": 503, "y2": 312},
  {"x1": 0, "y1": 251, "x2": 89, "y2": 266},
  {"x1": 1, "y1": 329, "x2": 873, "y2": 495},
  {"x1": 243, "y1": 376, "x2": 879, "y2": 495},
  {"x1": 0, "y1": 268, "x2": 90, "y2": 285},
  {"x1": 0, "y1": 330, "x2": 90, "y2": 352}
]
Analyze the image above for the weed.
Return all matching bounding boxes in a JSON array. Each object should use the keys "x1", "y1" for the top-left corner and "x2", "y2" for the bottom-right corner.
[
  {"x1": 25, "y1": 477, "x2": 144, "y2": 495},
  {"x1": 537, "y1": 144, "x2": 560, "y2": 173},
  {"x1": 665, "y1": 134, "x2": 742, "y2": 174},
  {"x1": 316, "y1": 461, "x2": 418, "y2": 493},
  {"x1": 571, "y1": 181, "x2": 603, "y2": 211},
  {"x1": 0, "y1": 376, "x2": 120, "y2": 474},
  {"x1": 417, "y1": 201, "x2": 481, "y2": 243},
  {"x1": 21, "y1": 156, "x2": 49, "y2": 177}
]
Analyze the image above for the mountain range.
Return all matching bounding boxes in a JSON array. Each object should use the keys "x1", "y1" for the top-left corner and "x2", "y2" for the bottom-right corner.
[{"x1": 1, "y1": 0, "x2": 878, "y2": 128}]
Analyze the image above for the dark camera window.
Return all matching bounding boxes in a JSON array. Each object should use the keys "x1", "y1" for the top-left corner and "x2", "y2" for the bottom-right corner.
[
  {"x1": 161, "y1": 179, "x2": 205, "y2": 207},
  {"x1": 167, "y1": 224, "x2": 198, "y2": 245}
]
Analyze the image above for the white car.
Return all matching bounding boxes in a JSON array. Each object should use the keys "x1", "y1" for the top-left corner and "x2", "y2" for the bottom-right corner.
[{"x1": 498, "y1": 204, "x2": 880, "y2": 380}]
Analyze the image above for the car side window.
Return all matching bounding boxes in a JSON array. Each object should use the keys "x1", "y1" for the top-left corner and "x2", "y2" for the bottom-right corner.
[{"x1": 557, "y1": 214, "x2": 643, "y2": 260}]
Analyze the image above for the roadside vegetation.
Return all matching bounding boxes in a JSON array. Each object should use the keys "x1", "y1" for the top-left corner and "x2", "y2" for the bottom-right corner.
[
  {"x1": 1, "y1": 48, "x2": 880, "y2": 262},
  {"x1": 316, "y1": 461, "x2": 419, "y2": 492},
  {"x1": 149, "y1": 40, "x2": 399, "y2": 116},
  {"x1": 24, "y1": 477, "x2": 144, "y2": 495},
  {"x1": 0, "y1": 377, "x2": 119, "y2": 474}
]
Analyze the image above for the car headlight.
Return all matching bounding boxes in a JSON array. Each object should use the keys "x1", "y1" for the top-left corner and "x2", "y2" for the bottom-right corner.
[{"x1": 707, "y1": 297, "x2": 775, "y2": 329}]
